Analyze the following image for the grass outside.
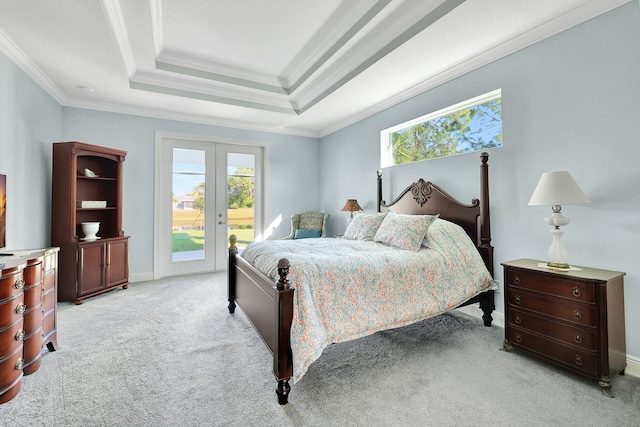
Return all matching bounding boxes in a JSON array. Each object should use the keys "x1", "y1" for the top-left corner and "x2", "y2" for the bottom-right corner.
[{"x1": 172, "y1": 208, "x2": 254, "y2": 251}]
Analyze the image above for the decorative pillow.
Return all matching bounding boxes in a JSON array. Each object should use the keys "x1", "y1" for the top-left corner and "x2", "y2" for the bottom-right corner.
[
  {"x1": 343, "y1": 212, "x2": 387, "y2": 241},
  {"x1": 373, "y1": 212, "x2": 437, "y2": 251},
  {"x1": 294, "y1": 229, "x2": 322, "y2": 239}
]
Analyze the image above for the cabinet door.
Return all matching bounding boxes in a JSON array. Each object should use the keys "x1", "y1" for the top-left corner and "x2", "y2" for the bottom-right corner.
[
  {"x1": 77, "y1": 242, "x2": 105, "y2": 296},
  {"x1": 105, "y1": 238, "x2": 128, "y2": 288}
]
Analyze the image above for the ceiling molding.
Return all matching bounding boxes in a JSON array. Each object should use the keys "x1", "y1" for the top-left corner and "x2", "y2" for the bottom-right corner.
[
  {"x1": 317, "y1": 0, "x2": 633, "y2": 137},
  {"x1": 101, "y1": 0, "x2": 136, "y2": 77},
  {"x1": 1, "y1": 0, "x2": 631, "y2": 139},
  {"x1": 0, "y1": 27, "x2": 66, "y2": 104},
  {"x1": 63, "y1": 96, "x2": 319, "y2": 137}
]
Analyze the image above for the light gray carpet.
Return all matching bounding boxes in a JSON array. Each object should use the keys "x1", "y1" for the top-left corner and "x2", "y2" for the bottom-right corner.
[{"x1": 1, "y1": 272, "x2": 638, "y2": 426}]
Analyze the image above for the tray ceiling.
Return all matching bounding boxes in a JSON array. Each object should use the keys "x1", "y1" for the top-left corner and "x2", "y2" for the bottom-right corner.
[{"x1": 0, "y1": 0, "x2": 629, "y2": 137}]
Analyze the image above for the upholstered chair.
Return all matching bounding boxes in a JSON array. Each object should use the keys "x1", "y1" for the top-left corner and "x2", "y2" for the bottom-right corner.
[{"x1": 283, "y1": 211, "x2": 329, "y2": 239}]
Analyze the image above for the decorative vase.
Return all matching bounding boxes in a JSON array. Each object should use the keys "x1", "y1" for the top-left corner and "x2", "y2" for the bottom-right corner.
[{"x1": 81, "y1": 222, "x2": 100, "y2": 240}]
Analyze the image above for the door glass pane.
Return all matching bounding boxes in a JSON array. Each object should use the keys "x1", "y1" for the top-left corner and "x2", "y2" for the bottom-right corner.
[
  {"x1": 227, "y1": 153, "x2": 255, "y2": 250},
  {"x1": 172, "y1": 148, "x2": 205, "y2": 261}
]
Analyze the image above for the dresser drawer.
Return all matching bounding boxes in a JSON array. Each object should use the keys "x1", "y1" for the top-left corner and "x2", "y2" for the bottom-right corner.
[
  {"x1": 507, "y1": 287, "x2": 596, "y2": 327},
  {"x1": 508, "y1": 308, "x2": 596, "y2": 351},
  {"x1": 0, "y1": 295, "x2": 25, "y2": 328},
  {"x1": 23, "y1": 303, "x2": 43, "y2": 333},
  {"x1": 507, "y1": 327, "x2": 598, "y2": 376},
  {"x1": 0, "y1": 319, "x2": 24, "y2": 356},
  {"x1": 506, "y1": 269, "x2": 595, "y2": 303},
  {"x1": 43, "y1": 269, "x2": 55, "y2": 293},
  {"x1": 0, "y1": 346, "x2": 24, "y2": 398},
  {"x1": 0, "y1": 269, "x2": 25, "y2": 301}
]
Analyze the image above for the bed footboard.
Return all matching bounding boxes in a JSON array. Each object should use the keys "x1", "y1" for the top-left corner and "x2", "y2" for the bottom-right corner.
[{"x1": 228, "y1": 235, "x2": 294, "y2": 405}]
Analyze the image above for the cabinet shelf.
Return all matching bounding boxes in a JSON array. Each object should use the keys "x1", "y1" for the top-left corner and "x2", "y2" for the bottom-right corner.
[{"x1": 77, "y1": 175, "x2": 117, "y2": 182}]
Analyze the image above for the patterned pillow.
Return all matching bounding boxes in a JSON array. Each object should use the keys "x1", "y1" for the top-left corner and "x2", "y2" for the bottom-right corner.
[
  {"x1": 343, "y1": 213, "x2": 387, "y2": 241},
  {"x1": 374, "y1": 212, "x2": 438, "y2": 251},
  {"x1": 422, "y1": 218, "x2": 469, "y2": 249}
]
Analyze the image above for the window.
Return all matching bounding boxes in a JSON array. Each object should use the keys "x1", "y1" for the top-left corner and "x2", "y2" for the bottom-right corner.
[{"x1": 381, "y1": 89, "x2": 502, "y2": 167}]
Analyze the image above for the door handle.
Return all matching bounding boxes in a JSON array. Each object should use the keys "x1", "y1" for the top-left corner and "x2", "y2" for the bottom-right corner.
[{"x1": 218, "y1": 221, "x2": 226, "y2": 225}]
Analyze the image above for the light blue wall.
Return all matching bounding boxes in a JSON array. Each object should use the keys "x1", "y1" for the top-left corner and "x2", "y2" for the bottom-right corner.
[
  {"x1": 320, "y1": 3, "x2": 640, "y2": 361},
  {"x1": 61, "y1": 107, "x2": 320, "y2": 278},
  {"x1": 2, "y1": 1, "x2": 638, "y2": 368},
  {"x1": 0, "y1": 52, "x2": 61, "y2": 248}
]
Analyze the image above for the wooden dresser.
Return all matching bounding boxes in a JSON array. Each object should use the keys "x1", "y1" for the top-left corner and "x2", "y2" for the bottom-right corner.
[
  {"x1": 501, "y1": 259, "x2": 626, "y2": 396},
  {"x1": 0, "y1": 248, "x2": 59, "y2": 404}
]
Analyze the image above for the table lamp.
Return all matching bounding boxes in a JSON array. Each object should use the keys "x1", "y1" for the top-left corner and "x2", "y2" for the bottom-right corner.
[
  {"x1": 528, "y1": 171, "x2": 589, "y2": 268},
  {"x1": 341, "y1": 199, "x2": 363, "y2": 224}
]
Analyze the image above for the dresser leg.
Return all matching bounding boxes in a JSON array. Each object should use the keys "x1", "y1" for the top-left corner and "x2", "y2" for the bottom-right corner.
[
  {"x1": 501, "y1": 338, "x2": 512, "y2": 352},
  {"x1": 599, "y1": 377, "x2": 614, "y2": 398}
]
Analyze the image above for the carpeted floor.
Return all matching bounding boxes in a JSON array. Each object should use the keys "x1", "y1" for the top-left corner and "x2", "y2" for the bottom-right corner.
[{"x1": 0, "y1": 272, "x2": 638, "y2": 426}]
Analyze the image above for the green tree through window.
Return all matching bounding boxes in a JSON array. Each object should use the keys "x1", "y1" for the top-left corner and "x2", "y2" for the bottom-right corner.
[{"x1": 381, "y1": 90, "x2": 502, "y2": 167}]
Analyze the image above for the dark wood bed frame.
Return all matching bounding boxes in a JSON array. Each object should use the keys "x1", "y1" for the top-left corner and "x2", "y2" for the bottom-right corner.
[{"x1": 227, "y1": 152, "x2": 494, "y2": 405}]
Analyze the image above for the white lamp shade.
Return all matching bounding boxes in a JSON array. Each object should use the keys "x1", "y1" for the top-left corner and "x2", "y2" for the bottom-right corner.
[{"x1": 528, "y1": 171, "x2": 589, "y2": 206}]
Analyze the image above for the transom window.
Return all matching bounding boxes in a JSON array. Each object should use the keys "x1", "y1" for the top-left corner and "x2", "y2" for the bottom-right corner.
[{"x1": 380, "y1": 89, "x2": 502, "y2": 167}]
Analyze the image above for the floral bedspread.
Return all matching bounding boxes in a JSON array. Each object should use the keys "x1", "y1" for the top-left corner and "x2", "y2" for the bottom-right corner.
[{"x1": 240, "y1": 231, "x2": 496, "y2": 383}]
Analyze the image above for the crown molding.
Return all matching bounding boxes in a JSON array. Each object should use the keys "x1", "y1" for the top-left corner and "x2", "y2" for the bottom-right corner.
[
  {"x1": 317, "y1": 0, "x2": 632, "y2": 137},
  {"x1": 62, "y1": 97, "x2": 319, "y2": 138},
  {"x1": 0, "y1": 27, "x2": 66, "y2": 104}
]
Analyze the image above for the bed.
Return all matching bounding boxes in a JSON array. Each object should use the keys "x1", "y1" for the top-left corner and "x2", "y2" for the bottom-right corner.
[{"x1": 227, "y1": 152, "x2": 495, "y2": 405}]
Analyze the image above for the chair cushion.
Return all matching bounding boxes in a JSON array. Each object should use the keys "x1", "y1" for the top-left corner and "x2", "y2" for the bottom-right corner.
[
  {"x1": 298, "y1": 211, "x2": 326, "y2": 230},
  {"x1": 294, "y1": 229, "x2": 322, "y2": 239}
]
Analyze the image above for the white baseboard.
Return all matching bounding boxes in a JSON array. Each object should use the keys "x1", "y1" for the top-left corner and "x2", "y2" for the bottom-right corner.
[
  {"x1": 625, "y1": 355, "x2": 640, "y2": 378},
  {"x1": 455, "y1": 304, "x2": 639, "y2": 379},
  {"x1": 129, "y1": 272, "x2": 154, "y2": 283}
]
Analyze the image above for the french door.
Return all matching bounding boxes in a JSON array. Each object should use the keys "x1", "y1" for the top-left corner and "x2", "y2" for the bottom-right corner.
[{"x1": 154, "y1": 134, "x2": 264, "y2": 279}]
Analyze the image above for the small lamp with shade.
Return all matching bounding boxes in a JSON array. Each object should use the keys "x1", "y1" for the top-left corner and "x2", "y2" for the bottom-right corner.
[
  {"x1": 341, "y1": 199, "x2": 363, "y2": 226},
  {"x1": 528, "y1": 171, "x2": 589, "y2": 268}
]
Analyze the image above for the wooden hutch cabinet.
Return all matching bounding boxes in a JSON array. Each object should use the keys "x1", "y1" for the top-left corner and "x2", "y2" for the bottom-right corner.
[{"x1": 51, "y1": 142, "x2": 129, "y2": 304}]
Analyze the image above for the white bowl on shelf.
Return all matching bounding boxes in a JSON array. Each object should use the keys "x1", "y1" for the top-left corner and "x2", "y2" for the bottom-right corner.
[{"x1": 80, "y1": 222, "x2": 100, "y2": 240}]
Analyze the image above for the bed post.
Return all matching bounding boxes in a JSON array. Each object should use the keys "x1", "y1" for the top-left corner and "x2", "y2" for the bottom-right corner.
[
  {"x1": 377, "y1": 169, "x2": 383, "y2": 213},
  {"x1": 274, "y1": 258, "x2": 294, "y2": 405},
  {"x1": 478, "y1": 152, "x2": 495, "y2": 326},
  {"x1": 228, "y1": 235, "x2": 237, "y2": 314}
]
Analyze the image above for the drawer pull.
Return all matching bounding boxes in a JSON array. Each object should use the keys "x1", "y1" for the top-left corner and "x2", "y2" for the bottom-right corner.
[
  {"x1": 573, "y1": 310, "x2": 582, "y2": 321},
  {"x1": 574, "y1": 333, "x2": 583, "y2": 344},
  {"x1": 515, "y1": 316, "x2": 522, "y2": 324},
  {"x1": 15, "y1": 329, "x2": 25, "y2": 341},
  {"x1": 575, "y1": 355, "x2": 583, "y2": 366},
  {"x1": 15, "y1": 303, "x2": 26, "y2": 314},
  {"x1": 14, "y1": 279, "x2": 25, "y2": 289},
  {"x1": 514, "y1": 275, "x2": 521, "y2": 285},
  {"x1": 15, "y1": 358, "x2": 24, "y2": 370},
  {"x1": 572, "y1": 287, "x2": 582, "y2": 298},
  {"x1": 514, "y1": 295, "x2": 522, "y2": 304},
  {"x1": 515, "y1": 333, "x2": 522, "y2": 343}
]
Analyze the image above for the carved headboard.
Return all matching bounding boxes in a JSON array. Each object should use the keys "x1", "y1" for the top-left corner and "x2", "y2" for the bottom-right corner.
[{"x1": 376, "y1": 152, "x2": 493, "y2": 276}]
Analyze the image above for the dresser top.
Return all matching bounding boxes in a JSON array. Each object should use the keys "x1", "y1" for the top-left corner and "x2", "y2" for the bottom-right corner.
[{"x1": 501, "y1": 258, "x2": 625, "y2": 282}]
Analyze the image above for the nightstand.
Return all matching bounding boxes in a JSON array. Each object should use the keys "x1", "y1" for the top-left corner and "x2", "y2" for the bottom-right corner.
[{"x1": 501, "y1": 259, "x2": 626, "y2": 397}]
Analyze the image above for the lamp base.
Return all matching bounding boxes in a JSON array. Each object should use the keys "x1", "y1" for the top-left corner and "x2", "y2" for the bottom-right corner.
[{"x1": 546, "y1": 227, "x2": 569, "y2": 268}]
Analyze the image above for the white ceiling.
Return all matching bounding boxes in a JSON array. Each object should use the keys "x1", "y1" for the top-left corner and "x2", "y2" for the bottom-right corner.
[{"x1": 0, "y1": 0, "x2": 629, "y2": 137}]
